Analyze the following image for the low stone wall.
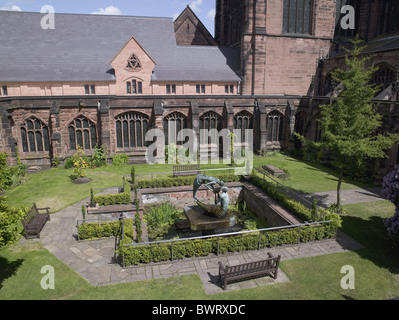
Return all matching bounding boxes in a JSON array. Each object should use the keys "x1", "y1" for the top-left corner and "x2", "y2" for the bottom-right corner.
[
  {"x1": 140, "y1": 182, "x2": 244, "y2": 209},
  {"x1": 140, "y1": 181, "x2": 302, "y2": 228},
  {"x1": 243, "y1": 183, "x2": 303, "y2": 227}
]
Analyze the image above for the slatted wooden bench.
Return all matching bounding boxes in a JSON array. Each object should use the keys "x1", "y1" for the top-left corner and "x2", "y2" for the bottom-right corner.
[
  {"x1": 218, "y1": 253, "x2": 281, "y2": 290},
  {"x1": 173, "y1": 164, "x2": 201, "y2": 177},
  {"x1": 22, "y1": 203, "x2": 51, "y2": 239}
]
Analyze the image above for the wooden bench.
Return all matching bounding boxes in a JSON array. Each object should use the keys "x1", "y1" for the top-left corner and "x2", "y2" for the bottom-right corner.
[
  {"x1": 22, "y1": 203, "x2": 51, "y2": 239},
  {"x1": 218, "y1": 253, "x2": 281, "y2": 290},
  {"x1": 173, "y1": 164, "x2": 201, "y2": 177}
]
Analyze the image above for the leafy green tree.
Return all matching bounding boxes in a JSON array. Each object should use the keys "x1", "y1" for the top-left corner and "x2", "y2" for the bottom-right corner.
[{"x1": 298, "y1": 38, "x2": 399, "y2": 209}]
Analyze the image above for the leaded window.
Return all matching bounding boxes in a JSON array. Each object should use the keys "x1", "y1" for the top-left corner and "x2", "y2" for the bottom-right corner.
[
  {"x1": 283, "y1": 0, "x2": 313, "y2": 35},
  {"x1": 68, "y1": 116, "x2": 97, "y2": 151},
  {"x1": 20, "y1": 117, "x2": 50, "y2": 153},
  {"x1": 126, "y1": 54, "x2": 142, "y2": 71},
  {"x1": 372, "y1": 64, "x2": 396, "y2": 95},
  {"x1": 267, "y1": 111, "x2": 283, "y2": 142},
  {"x1": 234, "y1": 111, "x2": 253, "y2": 142},
  {"x1": 200, "y1": 111, "x2": 223, "y2": 144},
  {"x1": 163, "y1": 112, "x2": 188, "y2": 146},
  {"x1": 126, "y1": 80, "x2": 143, "y2": 94},
  {"x1": 116, "y1": 112, "x2": 149, "y2": 149}
]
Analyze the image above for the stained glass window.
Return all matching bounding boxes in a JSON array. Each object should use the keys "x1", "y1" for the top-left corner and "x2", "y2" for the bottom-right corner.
[
  {"x1": 68, "y1": 116, "x2": 97, "y2": 150},
  {"x1": 20, "y1": 117, "x2": 50, "y2": 153},
  {"x1": 115, "y1": 112, "x2": 150, "y2": 149}
]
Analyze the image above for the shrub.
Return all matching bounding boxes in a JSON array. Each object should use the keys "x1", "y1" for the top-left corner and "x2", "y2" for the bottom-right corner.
[
  {"x1": 72, "y1": 146, "x2": 89, "y2": 178},
  {"x1": 91, "y1": 144, "x2": 107, "y2": 168},
  {"x1": 0, "y1": 152, "x2": 27, "y2": 191},
  {"x1": 112, "y1": 153, "x2": 129, "y2": 166},
  {"x1": 144, "y1": 202, "x2": 179, "y2": 230},
  {"x1": 0, "y1": 196, "x2": 28, "y2": 247},
  {"x1": 118, "y1": 221, "x2": 338, "y2": 266},
  {"x1": 137, "y1": 174, "x2": 241, "y2": 189},
  {"x1": 78, "y1": 219, "x2": 133, "y2": 241},
  {"x1": 93, "y1": 192, "x2": 131, "y2": 206}
]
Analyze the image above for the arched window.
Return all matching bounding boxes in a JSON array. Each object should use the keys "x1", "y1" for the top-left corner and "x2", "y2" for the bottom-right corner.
[
  {"x1": 267, "y1": 111, "x2": 283, "y2": 142},
  {"x1": 163, "y1": 112, "x2": 188, "y2": 146},
  {"x1": 68, "y1": 116, "x2": 97, "y2": 151},
  {"x1": 115, "y1": 112, "x2": 150, "y2": 149},
  {"x1": 20, "y1": 117, "x2": 50, "y2": 153},
  {"x1": 314, "y1": 114, "x2": 322, "y2": 142},
  {"x1": 200, "y1": 111, "x2": 223, "y2": 144},
  {"x1": 234, "y1": 111, "x2": 253, "y2": 142},
  {"x1": 372, "y1": 64, "x2": 396, "y2": 95}
]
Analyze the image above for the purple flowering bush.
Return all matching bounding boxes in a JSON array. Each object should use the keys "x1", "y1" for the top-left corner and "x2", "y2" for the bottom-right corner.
[
  {"x1": 382, "y1": 165, "x2": 399, "y2": 243},
  {"x1": 382, "y1": 165, "x2": 399, "y2": 207},
  {"x1": 384, "y1": 208, "x2": 399, "y2": 241}
]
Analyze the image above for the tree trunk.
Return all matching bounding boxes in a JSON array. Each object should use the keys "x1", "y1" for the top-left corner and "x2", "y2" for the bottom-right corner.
[{"x1": 337, "y1": 168, "x2": 344, "y2": 209}]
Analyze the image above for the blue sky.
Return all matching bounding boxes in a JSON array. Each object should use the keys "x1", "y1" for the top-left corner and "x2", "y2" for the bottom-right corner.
[{"x1": 0, "y1": 0, "x2": 217, "y2": 35}]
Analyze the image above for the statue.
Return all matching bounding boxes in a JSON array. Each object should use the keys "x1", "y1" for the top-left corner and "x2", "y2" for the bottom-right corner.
[
  {"x1": 193, "y1": 174, "x2": 225, "y2": 200},
  {"x1": 193, "y1": 174, "x2": 230, "y2": 218}
]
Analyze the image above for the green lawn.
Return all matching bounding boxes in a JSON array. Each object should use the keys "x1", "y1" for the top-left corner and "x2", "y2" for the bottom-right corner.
[
  {"x1": 2, "y1": 154, "x2": 396, "y2": 300},
  {"x1": 5, "y1": 153, "x2": 372, "y2": 213},
  {"x1": 1, "y1": 199, "x2": 398, "y2": 300}
]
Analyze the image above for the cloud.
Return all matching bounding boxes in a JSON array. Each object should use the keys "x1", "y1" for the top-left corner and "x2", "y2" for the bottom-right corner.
[
  {"x1": 91, "y1": 5, "x2": 122, "y2": 15},
  {"x1": 190, "y1": 0, "x2": 203, "y2": 12},
  {"x1": 0, "y1": 5, "x2": 22, "y2": 11},
  {"x1": 206, "y1": 8, "x2": 215, "y2": 20}
]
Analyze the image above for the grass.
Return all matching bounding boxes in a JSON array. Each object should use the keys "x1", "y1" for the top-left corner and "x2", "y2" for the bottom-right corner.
[
  {"x1": 1, "y1": 199, "x2": 399, "y2": 300},
  {"x1": 252, "y1": 153, "x2": 371, "y2": 193},
  {"x1": 2, "y1": 153, "x2": 397, "y2": 300},
  {"x1": 5, "y1": 153, "x2": 372, "y2": 213}
]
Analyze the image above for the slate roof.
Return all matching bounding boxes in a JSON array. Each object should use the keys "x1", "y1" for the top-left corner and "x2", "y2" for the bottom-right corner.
[{"x1": 0, "y1": 11, "x2": 241, "y2": 83}]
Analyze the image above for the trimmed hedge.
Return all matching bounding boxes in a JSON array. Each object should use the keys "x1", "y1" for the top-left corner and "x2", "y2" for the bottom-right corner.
[
  {"x1": 136, "y1": 174, "x2": 241, "y2": 189},
  {"x1": 78, "y1": 219, "x2": 134, "y2": 241},
  {"x1": 93, "y1": 193, "x2": 131, "y2": 206},
  {"x1": 118, "y1": 223, "x2": 337, "y2": 266},
  {"x1": 250, "y1": 174, "x2": 313, "y2": 222},
  {"x1": 93, "y1": 183, "x2": 131, "y2": 206}
]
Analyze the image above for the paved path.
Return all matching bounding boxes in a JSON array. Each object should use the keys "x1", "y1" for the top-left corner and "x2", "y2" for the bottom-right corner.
[{"x1": 20, "y1": 188, "x2": 366, "y2": 295}]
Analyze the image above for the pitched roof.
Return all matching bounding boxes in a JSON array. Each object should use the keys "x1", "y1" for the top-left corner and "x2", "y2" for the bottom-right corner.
[{"x1": 0, "y1": 11, "x2": 240, "y2": 83}]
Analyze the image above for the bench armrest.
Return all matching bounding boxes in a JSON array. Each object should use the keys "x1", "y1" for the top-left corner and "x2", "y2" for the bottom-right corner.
[{"x1": 36, "y1": 207, "x2": 51, "y2": 214}]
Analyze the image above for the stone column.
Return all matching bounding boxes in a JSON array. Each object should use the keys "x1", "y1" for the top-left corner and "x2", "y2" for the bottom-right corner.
[
  {"x1": 256, "y1": 99, "x2": 268, "y2": 155},
  {"x1": 99, "y1": 100, "x2": 111, "y2": 158},
  {"x1": 50, "y1": 102, "x2": 62, "y2": 161}
]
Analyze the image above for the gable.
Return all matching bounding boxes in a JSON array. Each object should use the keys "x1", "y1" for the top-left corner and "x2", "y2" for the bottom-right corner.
[
  {"x1": 174, "y1": 6, "x2": 217, "y2": 46},
  {"x1": 111, "y1": 36, "x2": 156, "y2": 84}
]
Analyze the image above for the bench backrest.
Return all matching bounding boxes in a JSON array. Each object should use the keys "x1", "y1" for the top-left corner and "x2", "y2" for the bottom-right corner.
[
  {"x1": 173, "y1": 164, "x2": 200, "y2": 172},
  {"x1": 23, "y1": 204, "x2": 39, "y2": 225},
  {"x1": 225, "y1": 257, "x2": 278, "y2": 276}
]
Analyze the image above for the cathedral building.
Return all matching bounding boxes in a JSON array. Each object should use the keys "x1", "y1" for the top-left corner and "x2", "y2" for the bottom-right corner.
[{"x1": 0, "y1": 1, "x2": 398, "y2": 175}]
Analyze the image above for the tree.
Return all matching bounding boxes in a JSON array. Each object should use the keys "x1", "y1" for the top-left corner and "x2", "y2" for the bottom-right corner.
[{"x1": 299, "y1": 37, "x2": 399, "y2": 210}]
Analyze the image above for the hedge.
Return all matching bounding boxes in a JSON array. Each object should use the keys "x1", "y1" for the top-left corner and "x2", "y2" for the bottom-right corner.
[
  {"x1": 78, "y1": 219, "x2": 134, "y2": 241},
  {"x1": 118, "y1": 223, "x2": 337, "y2": 266},
  {"x1": 250, "y1": 174, "x2": 314, "y2": 222},
  {"x1": 136, "y1": 174, "x2": 241, "y2": 189},
  {"x1": 93, "y1": 193, "x2": 131, "y2": 206},
  {"x1": 93, "y1": 183, "x2": 131, "y2": 206}
]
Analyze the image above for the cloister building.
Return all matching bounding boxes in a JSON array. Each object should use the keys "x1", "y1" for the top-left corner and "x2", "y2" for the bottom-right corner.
[{"x1": 0, "y1": 1, "x2": 398, "y2": 177}]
